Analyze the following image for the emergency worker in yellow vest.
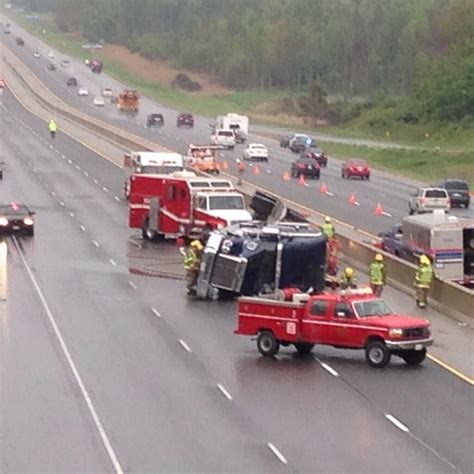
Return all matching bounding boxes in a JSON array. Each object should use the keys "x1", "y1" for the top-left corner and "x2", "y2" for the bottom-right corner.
[
  {"x1": 340, "y1": 267, "x2": 357, "y2": 289},
  {"x1": 184, "y1": 239, "x2": 203, "y2": 295},
  {"x1": 322, "y1": 216, "x2": 335, "y2": 240},
  {"x1": 369, "y1": 253, "x2": 386, "y2": 296},
  {"x1": 414, "y1": 254, "x2": 434, "y2": 308}
]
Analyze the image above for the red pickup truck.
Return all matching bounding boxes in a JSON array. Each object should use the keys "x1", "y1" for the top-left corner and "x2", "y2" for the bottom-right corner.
[{"x1": 235, "y1": 289, "x2": 433, "y2": 368}]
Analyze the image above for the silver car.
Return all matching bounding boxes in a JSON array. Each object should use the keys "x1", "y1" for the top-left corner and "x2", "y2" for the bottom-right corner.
[{"x1": 408, "y1": 187, "x2": 450, "y2": 214}]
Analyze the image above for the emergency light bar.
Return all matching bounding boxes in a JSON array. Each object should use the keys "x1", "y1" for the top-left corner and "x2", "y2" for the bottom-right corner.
[{"x1": 340, "y1": 287, "x2": 373, "y2": 296}]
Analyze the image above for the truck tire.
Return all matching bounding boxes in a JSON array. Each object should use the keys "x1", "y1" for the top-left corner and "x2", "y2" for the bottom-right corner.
[
  {"x1": 402, "y1": 349, "x2": 426, "y2": 366},
  {"x1": 365, "y1": 340, "x2": 391, "y2": 368},
  {"x1": 141, "y1": 217, "x2": 157, "y2": 241},
  {"x1": 257, "y1": 331, "x2": 280, "y2": 357},
  {"x1": 294, "y1": 342, "x2": 315, "y2": 355}
]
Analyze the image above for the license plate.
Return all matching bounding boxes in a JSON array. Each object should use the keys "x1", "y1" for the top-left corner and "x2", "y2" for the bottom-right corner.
[
  {"x1": 414, "y1": 344, "x2": 423, "y2": 351},
  {"x1": 13, "y1": 225, "x2": 20, "y2": 230}
]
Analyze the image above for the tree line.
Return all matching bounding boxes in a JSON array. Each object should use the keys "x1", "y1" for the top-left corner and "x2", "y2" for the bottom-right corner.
[{"x1": 22, "y1": 0, "x2": 474, "y2": 122}]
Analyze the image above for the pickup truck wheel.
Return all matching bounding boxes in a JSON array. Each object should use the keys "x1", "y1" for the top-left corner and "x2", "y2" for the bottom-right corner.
[
  {"x1": 257, "y1": 331, "x2": 280, "y2": 357},
  {"x1": 402, "y1": 349, "x2": 426, "y2": 366},
  {"x1": 365, "y1": 340, "x2": 391, "y2": 368},
  {"x1": 294, "y1": 343, "x2": 315, "y2": 355}
]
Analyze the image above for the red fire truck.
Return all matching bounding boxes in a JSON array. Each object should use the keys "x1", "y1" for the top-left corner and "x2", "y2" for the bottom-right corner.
[
  {"x1": 235, "y1": 288, "x2": 433, "y2": 368},
  {"x1": 129, "y1": 175, "x2": 253, "y2": 240}
]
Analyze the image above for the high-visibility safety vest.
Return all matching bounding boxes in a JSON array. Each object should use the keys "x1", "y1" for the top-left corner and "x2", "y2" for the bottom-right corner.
[
  {"x1": 369, "y1": 262, "x2": 385, "y2": 285},
  {"x1": 322, "y1": 223, "x2": 335, "y2": 239},
  {"x1": 48, "y1": 121, "x2": 57, "y2": 132},
  {"x1": 184, "y1": 248, "x2": 199, "y2": 270},
  {"x1": 415, "y1": 264, "x2": 433, "y2": 288},
  {"x1": 340, "y1": 273, "x2": 357, "y2": 286}
]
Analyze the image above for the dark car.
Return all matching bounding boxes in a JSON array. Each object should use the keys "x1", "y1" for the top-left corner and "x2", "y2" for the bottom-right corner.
[
  {"x1": 47, "y1": 63, "x2": 56, "y2": 71},
  {"x1": 291, "y1": 157, "x2": 320, "y2": 179},
  {"x1": 378, "y1": 224, "x2": 405, "y2": 257},
  {"x1": 146, "y1": 113, "x2": 164, "y2": 127},
  {"x1": 0, "y1": 161, "x2": 4, "y2": 180},
  {"x1": 0, "y1": 203, "x2": 35, "y2": 236},
  {"x1": 289, "y1": 134, "x2": 316, "y2": 153},
  {"x1": 16, "y1": 37, "x2": 24, "y2": 46},
  {"x1": 66, "y1": 77, "x2": 77, "y2": 87},
  {"x1": 341, "y1": 159, "x2": 370, "y2": 180},
  {"x1": 177, "y1": 113, "x2": 194, "y2": 127},
  {"x1": 301, "y1": 148, "x2": 328, "y2": 167},
  {"x1": 433, "y1": 179, "x2": 470, "y2": 208}
]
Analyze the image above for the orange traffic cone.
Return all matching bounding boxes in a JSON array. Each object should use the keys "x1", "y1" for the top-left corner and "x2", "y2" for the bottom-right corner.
[
  {"x1": 282, "y1": 171, "x2": 291, "y2": 181},
  {"x1": 298, "y1": 174, "x2": 306, "y2": 186},
  {"x1": 349, "y1": 193, "x2": 356, "y2": 205},
  {"x1": 222, "y1": 160, "x2": 229, "y2": 170},
  {"x1": 374, "y1": 202, "x2": 384, "y2": 216},
  {"x1": 253, "y1": 165, "x2": 261, "y2": 176},
  {"x1": 320, "y1": 183, "x2": 328, "y2": 194}
]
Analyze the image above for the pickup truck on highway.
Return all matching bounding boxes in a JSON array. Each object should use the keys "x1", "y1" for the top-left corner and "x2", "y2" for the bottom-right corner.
[{"x1": 235, "y1": 288, "x2": 433, "y2": 368}]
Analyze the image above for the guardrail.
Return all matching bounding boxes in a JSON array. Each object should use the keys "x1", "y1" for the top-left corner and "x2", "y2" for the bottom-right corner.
[{"x1": 2, "y1": 43, "x2": 472, "y2": 320}]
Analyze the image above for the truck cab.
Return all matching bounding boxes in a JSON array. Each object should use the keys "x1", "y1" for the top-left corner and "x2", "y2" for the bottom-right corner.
[
  {"x1": 194, "y1": 192, "x2": 252, "y2": 225},
  {"x1": 236, "y1": 288, "x2": 433, "y2": 368}
]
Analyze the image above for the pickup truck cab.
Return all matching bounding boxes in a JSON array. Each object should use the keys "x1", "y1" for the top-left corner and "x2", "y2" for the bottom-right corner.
[{"x1": 235, "y1": 288, "x2": 433, "y2": 368}]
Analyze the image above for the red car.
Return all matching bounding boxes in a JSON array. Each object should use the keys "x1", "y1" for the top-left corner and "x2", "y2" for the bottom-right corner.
[
  {"x1": 177, "y1": 113, "x2": 194, "y2": 127},
  {"x1": 341, "y1": 159, "x2": 370, "y2": 180}
]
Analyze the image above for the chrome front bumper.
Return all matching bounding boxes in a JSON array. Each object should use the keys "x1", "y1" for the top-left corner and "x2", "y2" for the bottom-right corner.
[{"x1": 385, "y1": 338, "x2": 433, "y2": 350}]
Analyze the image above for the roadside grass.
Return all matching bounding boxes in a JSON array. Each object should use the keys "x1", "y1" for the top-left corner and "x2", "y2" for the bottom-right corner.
[
  {"x1": 6, "y1": 10, "x2": 474, "y2": 176},
  {"x1": 321, "y1": 142, "x2": 474, "y2": 187}
]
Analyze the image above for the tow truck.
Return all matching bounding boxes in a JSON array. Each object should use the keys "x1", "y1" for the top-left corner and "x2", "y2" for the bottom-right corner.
[
  {"x1": 129, "y1": 175, "x2": 253, "y2": 241},
  {"x1": 184, "y1": 144, "x2": 223, "y2": 175},
  {"x1": 123, "y1": 151, "x2": 187, "y2": 199},
  {"x1": 235, "y1": 288, "x2": 433, "y2": 368}
]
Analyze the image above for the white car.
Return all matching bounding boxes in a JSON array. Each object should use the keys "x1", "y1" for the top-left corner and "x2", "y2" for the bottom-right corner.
[
  {"x1": 77, "y1": 87, "x2": 89, "y2": 96},
  {"x1": 243, "y1": 143, "x2": 268, "y2": 162},
  {"x1": 61, "y1": 60, "x2": 71, "y2": 68},
  {"x1": 101, "y1": 87, "x2": 113, "y2": 97},
  {"x1": 93, "y1": 96, "x2": 105, "y2": 107},
  {"x1": 210, "y1": 129, "x2": 236, "y2": 149},
  {"x1": 47, "y1": 50, "x2": 55, "y2": 58},
  {"x1": 33, "y1": 51, "x2": 40, "y2": 58},
  {"x1": 408, "y1": 187, "x2": 451, "y2": 215}
]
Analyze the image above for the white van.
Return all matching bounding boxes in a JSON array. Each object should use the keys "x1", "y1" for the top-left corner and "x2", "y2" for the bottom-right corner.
[
  {"x1": 408, "y1": 187, "x2": 450, "y2": 214},
  {"x1": 210, "y1": 129, "x2": 236, "y2": 149}
]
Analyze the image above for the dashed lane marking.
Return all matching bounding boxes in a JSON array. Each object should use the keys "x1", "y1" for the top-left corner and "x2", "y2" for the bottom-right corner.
[
  {"x1": 151, "y1": 308, "x2": 162, "y2": 318},
  {"x1": 217, "y1": 383, "x2": 233, "y2": 401},
  {"x1": 178, "y1": 339, "x2": 191, "y2": 353},
  {"x1": 267, "y1": 443, "x2": 288, "y2": 465},
  {"x1": 92, "y1": 240, "x2": 100, "y2": 247},
  {"x1": 320, "y1": 362, "x2": 339, "y2": 377},
  {"x1": 385, "y1": 414, "x2": 409, "y2": 433},
  {"x1": 128, "y1": 280, "x2": 137, "y2": 290},
  {"x1": 109, "y1": 259, "x2": 116, "y2": 266},
  {"x1": 80, "y1": 225, "x2": 86, "y2": 232}
]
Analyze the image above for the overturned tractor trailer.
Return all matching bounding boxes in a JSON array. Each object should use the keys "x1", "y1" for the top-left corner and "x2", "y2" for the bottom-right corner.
[{"x1": 196, "y1": 191, "x2": 327, "y2": 300}]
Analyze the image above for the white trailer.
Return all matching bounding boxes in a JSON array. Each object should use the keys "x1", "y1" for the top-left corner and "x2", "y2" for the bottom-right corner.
[
  {"x1": 402, "y1": 211, "x2": 474, "y2": 285},
  {"x1": 215, "y1": 114, "x2": 249, "y2": 141}
]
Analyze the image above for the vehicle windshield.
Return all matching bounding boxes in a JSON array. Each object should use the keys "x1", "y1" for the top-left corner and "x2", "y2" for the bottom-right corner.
[
  {"x1": 353, "y1": 299, "x2": 393, "y2": 317},
  {"x1": 218, "y1": 131, "x2": 233, "y2": 137},
  {"x1": 138, "y1": 165, "x2": 182, "y2": 174},
  {"x1": 208, "y1": 195, "x2": 244, "y2": 210},
  {"x1": 0, "y1": 204, "x2": 29, "y2": 216},
  {"x1": 350, "y1": 160, "x2": 367, "y2": 166},
  {"x1": 445, "y1": 181, "x2": 469, "y2": 190}
]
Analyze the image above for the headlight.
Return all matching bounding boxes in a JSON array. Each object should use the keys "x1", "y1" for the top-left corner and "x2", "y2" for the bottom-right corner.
[
  {"x1": 426, "y1": 325, "x2": 431, "y2": 336},
  {"x1": 24, "y1": 217, "x2": 34, "y2": 226},
  {"x1": 389, "y1": 328, "x2": 403, "y2": 338},
  {"x1": 0, "y1": 217, "x2": 9, "y2": 226},
  {"x1": 217, "y1": 223, "x2": 224, "y2": 229}
]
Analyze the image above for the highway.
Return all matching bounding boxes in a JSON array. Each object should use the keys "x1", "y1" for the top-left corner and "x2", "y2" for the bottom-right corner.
[
  {"x1": 1, "y1": 75, "x2": 473, "y2": 472},
  {"x1": 1, "y1": 19, "x2": 472, "y2": 241}
]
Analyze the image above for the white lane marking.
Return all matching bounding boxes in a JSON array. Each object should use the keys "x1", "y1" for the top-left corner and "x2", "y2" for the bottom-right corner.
[
  {"x1": 67, "y1": 159, "x2": 72, "y2": 164},
  {"x1": 102, "y1": 187, "x2": 109, "y2": 193},
  {"x1": 267, "y1": 443, "x2": 288, "y2": 465},
  {"x1": 51, "y1": 191, "x2": 56, "y2": 197},
  {"x1": 109, "y1": 259, "x2": 116, "y2": 266},
  {"x1": 128, "y1": 280, "x2": 137, "y2": 290},
  {"x1": 114, "y1": 196, "x2": 121, "y2": 202},
  {"x1": 93, "y1": 178, "x2": 98, "y2": 184},
  {"x1": 68, "y1": 212, "x2": 75, "y2": 218},
  {"x1": 92, "y1": 240, "x2": 100, "y2": 248},
  {"x1": 382, "y1": 211, "x2": 392, "y2": 217},
  {"x1": 84, "y1": 171, "x2": 89, "y2": 177},
  {"x1": 80, "y1": 225, "x2": 87, "y2": 232},
  {"x1": 325, "y1": 191, "x2": 335, "y2": 197},
  {"x1": 61, "y1": 154, "x2": 66, "y2": 159},
  {"x1": 320, "y1": 362, "x2": 339, "y2": 377},
  {"x1": 151, "y1": 308, "x2": 162, "y2": 318},
  {"x1": 60, "y1": 201, "x2": 65, "y2": 207},
  {"x1": 385, "y1": 414, "x2": 409, "y2": 433},
  {"x1": 179, "y1": 339, "x2": 192, "y2": 352},
  {"x1": 217, "y1": 383, "x2": 233, "y2": 401},
  {"x1": 13, "y1": 238, "x2": 124, "y2": 474},
  {"x1": 75, "y1": 165, "x2": 81, "y2": 170}
]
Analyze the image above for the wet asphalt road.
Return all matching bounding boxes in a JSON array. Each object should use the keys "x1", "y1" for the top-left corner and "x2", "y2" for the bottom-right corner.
[
  {"x1": 0, "y1": 24, "x2": 472, "y2": 239},
  {"x1": 1, "y1": 85, "x2": 473, "y2": 472}
]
